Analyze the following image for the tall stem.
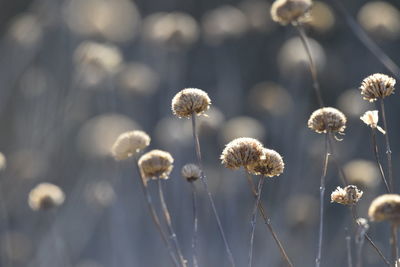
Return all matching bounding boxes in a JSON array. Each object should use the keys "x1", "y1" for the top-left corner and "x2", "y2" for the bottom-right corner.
[
  {"x1": 248, "y1": 177, "x2": 265, "y2": 267},
  {"x1": 135, "y1": 162, "x2": 180, "y2": 267},
  {"x1": 316, "y1": 133, "x2": 330, "y2": 267},
  {"x1": 190, "y1": 182, "x2": 199, "y2": 267},
  {"x1": 391, "y1": 224, "x2": 399, "y2": 266},
  {"x1": 371, "y1": 128, "x2": 391, "y2": 193},
  {"x1": 246, "y1": 173, "x2": 294, "y2": 267},
  {"x1": 345, "y1": 228, "x2": 353, "y2": 267},
  {"x1": 157, "y1": 178, "x2": 187, "y2": 267},
  {"x1": 380, "y1": 99, "x2": 394, "y2": 192},
  {"x1": 191, "y1": 114, "x2": 236, "y2": 267}
]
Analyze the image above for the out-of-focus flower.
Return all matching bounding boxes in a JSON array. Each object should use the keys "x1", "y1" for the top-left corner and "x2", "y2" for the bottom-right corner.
[
  {"x1": 85, "y1": 181, "x2": 115, "y2": 208},
  {"x1": 344, "y1": 159, "x2": 380, "y2": 188},
  {"x1": 7, "y1": 13, "x2": 43, "y2": 48},
  {"x1": 111, "y1": 131, "x2": 150, "y2": 160},
  {"x1": 306, "y1": 1, "x2": 335, "y2": 34},
  {"x1": 337, "y1": 89, "x2": 372, "y2": 119},
  {"x1": 369, "y1": 194, "x2": 400, "y2": 223},
  {"x1": 239, "y1": 1, "x2": 276, "y2": 33},
  {"x1": 270, "y1": 0, "x2": 312, "y2": 25},
  {"x1": 285, "y1": 195, "x2": 318, "y2": 227},
  {"x1": 181, "y1": 164, "x2": 201, "y2": 182},
  {"x1": 116, "y1": 63, "x2": 159, "y2": 95},
  {"x1": 220, "y1": 116, "x2": 266, "y2": 144},
  {"x1": 28, "y1": 183, "x2": 65, "y2": 210}
]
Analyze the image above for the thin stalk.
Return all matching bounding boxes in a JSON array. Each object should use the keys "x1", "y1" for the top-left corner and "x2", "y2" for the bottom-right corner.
[
  {"x1": 345, "y1": 228, "x2": 353, "y2": 267},
  {"x1": 295, "y1": 24, "x2": 324, "y2": 108},
  {"x1": 246, "y1": 173, "x2": 294, "y2": 267},
  {"x1": 380, "y1": 99, "x2": 394, "y2": 191},
  {"x1": 370, "y1": 128, "x2": 391, "y2": 193},
  {"x1": 391, "y1": 224, "x2": 399, "y2": 266},
  {"x1": 354, "y1": 216, "x2": 367, "y2": 267},
  {"x1": 316, "y1": 133, "x2": 330, "y2": 267},
  {"x1": 190, "y1": 182, "x2": 199, "y2": 267},
  {"x1": 134, "y1": 162, "x2": 180, "y2": 267},
  {"x1": 248, "y1": 177, "x2": 265, "y2": 267},
  {"x1": 327, "y1": 135, "x2": 349, "y2": 186},
  {"x1": 157, "y1": 178, "x2": 187, "y2": 267},
  {"x1": 191, "y1": 113, "x2": 236, "y2": 267}
]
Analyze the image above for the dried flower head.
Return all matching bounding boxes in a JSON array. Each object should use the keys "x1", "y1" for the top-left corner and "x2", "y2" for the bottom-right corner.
[
  {"x1": 247, "y1": 148, "x2": 285, "y2": 177},
  {"x1": 360, "y1": 73, "x2": 395, "y2": 102},
  {"x1": 181, "y1": 163, "x2": 201, "y2": 182},
  {"x1": 271, "y1": 0, "x2": 312, "y2": 25},
  {"x1": 220, "y1": 137, "x2": 264, "y2": 171},
  {"x1": 28, "y1": 183, "x2": 65, "y2": 211},
  {"x1": 171, "y1": 88, "x2": 211, "y2": 118},
  {"x1": 360, "y1": 110, "x2": 386, "y2": 134},
  {"x1": 138, "y1": 150, "x2": 174, "y2": 181},
  {"x1": 307, "y1": 107, "x2": 347, "y2": 134},
  {"x1": 111, "y1": 130, "x2": 151, "y2": 160},
  {"x1": 331, "y1": 185, "x2": 363, "y2": 205},
  {"x1": 368, "y1": 194, "x2": 400, "y2": 223}
]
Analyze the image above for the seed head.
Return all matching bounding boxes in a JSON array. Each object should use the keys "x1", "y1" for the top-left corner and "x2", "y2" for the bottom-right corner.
[
  {"x1": 28, "y1": 183, "x2": 65, "y2": 211},
  {"x1": 172, "y1": 88, "x2": 211, "y2": 118},
  {"x1": 360, "y1": 73, "x2": 395, "y2": 102},
  {"x1": 331, "y1": 185, "x2": 363, "y2": 205},
  {"x1": 111, "y1": 130, "x2": 151, "y2": 160},
  {"x1": 368, "y1": 194, "x2": 400, "y2": 224},
  {"x1": 307, "y1": 107, "x2": 347, "y2": 134},
  {"x1": 271, "y1": 0, "x2": 312, "y2": 25},
  {"x1": 220, "y1": 137, "x2": 264, "y2": 171},
  {"x1": 248, "y1": 148, "x2": 285, "y2": 177},
  {"x1": 138, "y1": 150, "x2": 174, "y2": 182},
  {"x1": 181, "y1": 163, "x2": 201, "y2": 182},
  {"x1": 360, "y1": 110, "x2": 386, "y2": 134}
]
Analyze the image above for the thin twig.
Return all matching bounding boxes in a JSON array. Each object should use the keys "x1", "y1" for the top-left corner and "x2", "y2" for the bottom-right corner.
[
  {"x1": 191, "y1": 114, "x2": 236, "y2": 267},
  {"x1": 345, "y1": 228, "x2": 353, "y2": 267},
  {"x1": 380, "y1": 99, "x2": 394, "y2": 192},
  {"x1": 391, "y1": 224, "x2": 399, "y2": 266},
  {"x1": 157, "y1": 178, "x2": 187, "y2": 267},
  {"x1": 134, "y1": 162, "x2": 180, "y2": 267},
  {"x1": 246, "y1": 173, "x2": 294, "y2": 267},
  {"x1": 370, "y1": 128, "x2": 391, "y2": 193},
  {"x1": 190, "y1": 182, "x2": 199, "y2": 267},
  {"x1": 316, "y1": 133, "x2": 330, "y2": 267},
  {"x1": 248, "y1": 177, "x2": 265, "y2": 267}
]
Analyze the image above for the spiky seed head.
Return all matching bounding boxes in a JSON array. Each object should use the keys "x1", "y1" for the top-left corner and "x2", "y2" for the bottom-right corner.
[
  {"x1": 270, "y1": 0, "x2": 312, "y2": 25},
  {"x1": 220, "y1": 137, "x2": 264, "y2": 171},
  {"x1": 171, "y1": 88, "x2": 211, "y2": 118},
  {"x1": 360, "y1": 73, "x2": 395, "y2": 102},
  {"x1": 138, "y1": 150, "x2": 174, "y2": 182},
  {"x1": 247, "y1": 148, "x2": 284, "y2": 177},
  {"x1": 28, "y1": 183, "x2": 65, "y2": 211},
  {"x1": 181, "y1": 163, "x2": 201, "y2": 182},
  {"x1": 111, "y1": 130, "x2": 151, "y2": 160},
  {"x1": 331, "y1": 185, "x2": 363, "y2": 205},
  {"x1": 360, "y1": 110, "x2": 386, "y2": 134},
  {"x1": 307, "y1": 107, "x2": 347, "y2": 134},
  {"x1": 368, "y1": 194, "x2": 400, "y2": 224}
]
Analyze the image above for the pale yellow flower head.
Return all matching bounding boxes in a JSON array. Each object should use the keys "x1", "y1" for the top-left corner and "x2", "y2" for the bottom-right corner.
[{"x1": 360, "y1": 110, "x2": 386, "y2": 134}]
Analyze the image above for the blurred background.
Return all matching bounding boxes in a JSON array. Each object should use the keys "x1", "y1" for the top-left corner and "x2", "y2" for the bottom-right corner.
[{"x1": 0, "y1": 0, "x2": 400, "y2": 266}]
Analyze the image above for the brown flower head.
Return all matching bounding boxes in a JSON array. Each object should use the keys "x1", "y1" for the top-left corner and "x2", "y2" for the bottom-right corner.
[
  {"x1": 248, "y1": 148, "x2": 285, "y2": 177},
  {"x1": 271, "y1": 0, "x2": 312, "y2": 25},
  {"x1": 138, "y1": 149, "x2": 174, "y2": 181},
  {"x1": 368, "y1": 194, "x2": 400, "y2": 223},
  {"x1": 308, "y1": 107, "x2": 347, "y2": 134},
  {"x1": 172, "y1": 88, "x2": 211, "y2": 118},
  {"x1": 331, "y1": 185, "x2": 363, "y2": 205},
  {"x1": 360, "y1": 73, "x2": 395, "y2": 102},
  {"x1": 181, "y1": 163, "x2": 201, "y2": 182},
  {"x1": 220, "y1": 137, "x2": 264, "y2": 170},
  {"x1": 28, "y1": 183, "x2": 65, "y2": 211},
  {"x1": 111, "y1": 130, "x2": 151, "y2": 160}
]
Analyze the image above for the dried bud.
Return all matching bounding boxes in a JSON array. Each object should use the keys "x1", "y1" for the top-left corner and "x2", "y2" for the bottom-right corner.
[
  {"x1": 368, "y1": 194, "x2": 400, "y2": 224},
  {"x1": 111, "y1": 130, "x2": 151, "y2": 160},
  {"x1": 138, "y1": 150, "x2": 174, "y2": 182},
  {"x1": 172, "y1": 88, "x2": 211, "y2": 118},
  {"x1": 181, "y1": 163, "x2": 201, "y2": 182},
  {"x1": 28, "y1": 183, "x2": 65, "y2": 211},
  {"x1": 355, "y1": 218, "x2": 369, "y2": 244},
  {"x1": 271, "y1": 0, "x2": 312, "y2": 25},
  {"x1": 331, "y1": 185, "x2": 363, "y2": 205},
  {"x1": 247, "y1": 148, "x2": 284, "y2": 177},
  {"x1": 360, "y1": 110, "x2": 386, "y2": 134},
  {"x1": 220, "y1": 137, "x2": 264, "y2": 171},
  {"x1": 360, "y1": 73, "x2": 395, "y2": 102},
  {"x1": 308, "y1": 107, "x2": 347, "y2": 134}
]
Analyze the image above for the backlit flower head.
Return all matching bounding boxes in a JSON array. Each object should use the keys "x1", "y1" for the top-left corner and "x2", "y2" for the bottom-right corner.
[
  {"x1": 308, "y1": 107, "x2": 346, "y2": 134},
  {"x1": 172, "y1": 88, "x2": 211, "y2": 118},
  {"x1": 111, "y1": 130, "x2": 151, "y2": 160},
  {"x1": 247, "y1": 148, "x2": 284, "y2": 177},
  {"x1": 369, "y1": 194, "x2": 400, "y2": 223},
  {"x1": 331, "y1": 185, "x2": 363, "y2": 205},
  {"x1": 271, "y1": 0, "x2": 312, "y2": 25},
  {"x1": 181, "y1": 163, "x2": 201, "y2": 182},
  {"x1": 138, "y1": 150, "x2": 174, "y2": 182},
  {"x1": 28, "y1": 183, "x2": 65, "y2": 211},
  {"x1": 360, "y1": 110, "x2": 385, "y2": 134},
  {"x1": 360, "y1": 73, "x2": 395, "y2": 102}
]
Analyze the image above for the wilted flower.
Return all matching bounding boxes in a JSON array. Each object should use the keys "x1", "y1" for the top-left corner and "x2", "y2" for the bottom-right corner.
[
  {"x1": 111, "y1": 130, "x2": 150, "y2": 160},
  {"x1": 247, "y1": 148, "x2": 285, "y2": 177},
  {"x1": 271, "y1": 0, "x2": 312, "y2": 25},
  {"x1": 172, "y1": 88, "x2": 211, "y2": 118},
  {"x1": 360, "y1": 73, "x2": 395, "y2": 102},
  {"x1": 28, "y1": 183, "x2": 65, "y2": 211},
  {"x1": 360, "y1": 110, "x2": 386, "y2": 134},
  {"x1": 331, "y1": 185, "x2": 363, "y2": 205},
  {"x1": 181, "y1": 164, "x2": 201, "y2": 182},
  {"x1": 368, "y1": 194, "x2": 400, "y2": 223},
  {"x1": 308, "y1": 107, "x2": 347, "y2": 134},
  {"x1": 220, "y1": 137, "x2": 264, "y2": 170},
  {"x1": 138, "y1": 150, "x2": 174, "y2": 182}
]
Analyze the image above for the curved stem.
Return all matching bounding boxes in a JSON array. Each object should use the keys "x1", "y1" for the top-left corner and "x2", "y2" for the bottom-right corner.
[
  {"x1": 380, "y1": 99, "x2": 394, "y2": 192},
  {"x1": 157, "y1": 178, "x2": 187, "y2": 267},
  {"x1": 370, "y1": 128, "x2": 391, "y2": 193},
  {"x1": 248, "y1": 177, "x2": 265, "y2": 267},
  {"x1": 191, "y1": 114, "x2": 236, "y2": 267},
  {"x1": 191, "y1": 182, "x2": 199, "y2": 267}
]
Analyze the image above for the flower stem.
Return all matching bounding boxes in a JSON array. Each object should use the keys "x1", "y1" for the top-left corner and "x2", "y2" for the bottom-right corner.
[
  {"x1": 190, "y1": 182, "x2": 199, "y2": 267},
  {"x1": 191, "y1": 114, "x2": 236, "y2": 267},
  {"x1": 391, "y1": 224, "x2": 399, "y2": 266},
  {"x1": 370, "y1": 128, "x2": 391, "y2": 193},
  {"x1": 345, "y1": 228, "x2": 353, "y2": 267},
  {"x1": 380, "y1": 99, "x2": 394, "y2": 192}
]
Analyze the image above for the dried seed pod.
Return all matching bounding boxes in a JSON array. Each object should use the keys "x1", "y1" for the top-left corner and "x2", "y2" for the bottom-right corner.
[
  {"x1": 271, "y1": 0, "x2": 312, "y2": 25},
  {"x1": 172, "y1": 88, "x2": 211, "y2": 118},
  {"x1": 111, "y1": 130, "x2": 151, "y2": 160},
  {"x1": 220, "y1": 137, "x2": 264, "y2": 170},
  {"x1": 307, "y1": 107, "x2": 346, "y2": 134},
  {"x1": 138, "y1": 149, "x2": 174, "y2": 181},
  {"x1": 181, "y1": 163, "x2": 201, "y2": 182},
  {"x1": 28, "y1": 183, "x2": 65, "y2": 211},
  {"x1": 368, "y1": 194, "x2": 400, "y2": 223},
  {"x1": 360, "y1": 73, "x2": 395, "y2": 102},
  {"x1": 331, "y1": 185, "x2": 363, "y2": 205},
  {"x1": 247, "y1": 148, "x2": 285, "y2": 177}
]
